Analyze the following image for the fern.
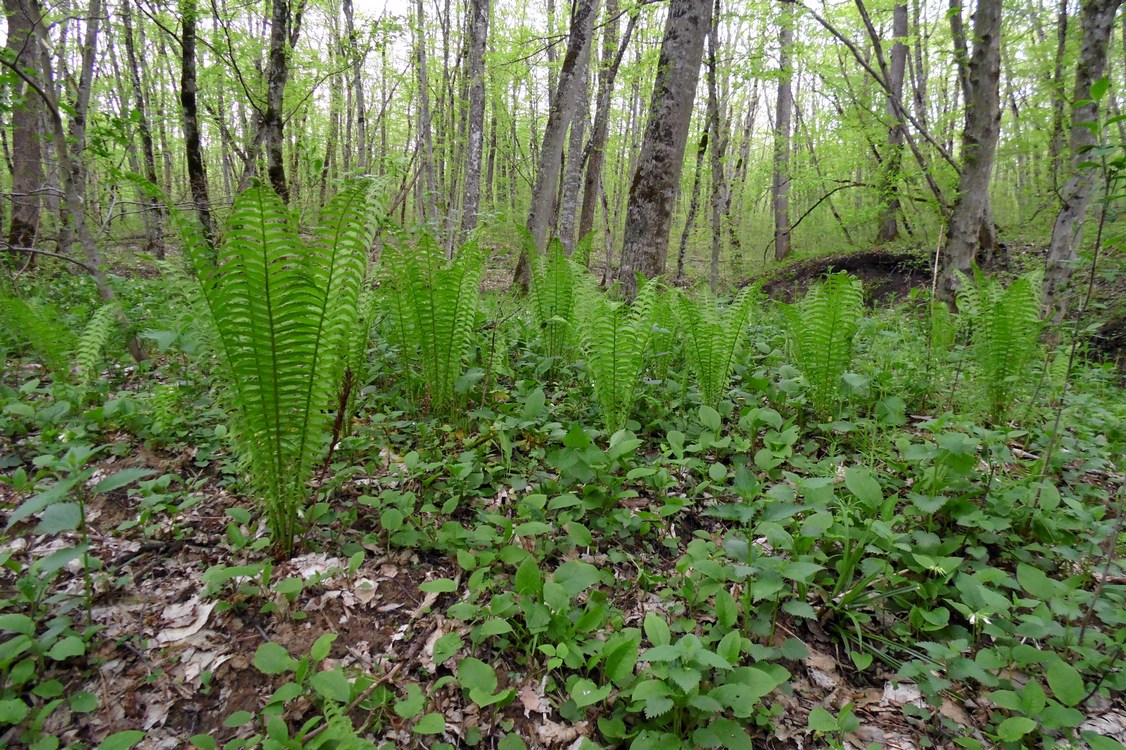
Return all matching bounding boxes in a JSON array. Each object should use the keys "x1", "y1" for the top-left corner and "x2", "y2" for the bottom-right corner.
[
  {"x1": 674, "y1": 285, "x2": 758, "y2": 408},
  {"x1": 182, "y1": 181, "x2": 381, "y2": 552},
  {"x1": 0, "y1": 292, "x2": 76, "y2": 378},
  {"x1": 954, "y1": 268, "x2": 1043, "y2": 421},
  {"x1": 74, "y1": 304, "x2": 118, "y2": 385},
  {"x1": 379, "y1": 233, "x2": 484, "y2": 414},
  {"x1": 576, "y1": 277, "x2": 661, "y2": 433},
  {"x1": 782, "y1": 272, "x2": 865, "y2": 415},
  {"x1": 530, "y1": 238, "x2": 578, "y2": 360}
]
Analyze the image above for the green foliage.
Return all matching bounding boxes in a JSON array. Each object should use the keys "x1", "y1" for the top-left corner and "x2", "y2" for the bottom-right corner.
[
  {"x1": 674, "y1": 285, "x2": 758, "y2": 407},
  {"x1": 0, "y1": 292, "x2": 77, "y2": 378},
  {"x1": 781, "y1": 272, "x2": 864, "y2": 414},
  {"x1": 576, "y1": 278, "x2": 661, "y2": 433},
  {"x1": 183, "y1": 181, "x2": 381, "y2": 552},
  {"x1": 954, "y1": 269, "x2": 1043, "y2": 420},
  {"x1": 530, "y1": 238, "x2": 579, "y2": 360},
  {"x1": 379, "y1": 233, "x2": 484, "y2": 414},
  {"x1": 74, "y1": 304, "x2": 118, "y2": 386}
]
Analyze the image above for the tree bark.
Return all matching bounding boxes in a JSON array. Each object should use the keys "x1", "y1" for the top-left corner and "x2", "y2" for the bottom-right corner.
[
  {"x1": 3, "y1": 0, "x2": 46, "y2": 257},
  {"x1": 939, "y1": 0, "x2": 1003, "y2": 302},
  {"x1": 616, "y1": 0, "x2": 712, "y2": 297},
  {"x1": 877, "y1": 0, "x2": 908, "y2": 243},
  {"x1": 460, "y1": 0, "x2": 490, "y2": 236},
  {"x1": 772, "y1": 0, "x2": 794, "y2": 260},
  {"x1": 264, "y1": 0, "x2": 292, "y2": 201},
  {"x1": 122, "y1": 0, "x2": 164, "y2": 257},
  {"x1": 558, "y1": 72, "x2": 590, "y2": 252},
  {"x1": 1048, "y1": 0, "x2": 1070, "y2": 191},
  {"x1": 578, "y1": 0, "x2": 635, "y2": 245},
  {"x1": 180, "y1": 0, "x2": 214, "y2": 245},
  {"x1": 706, "y1": 0, "x2": 729, "y2": 291},
  {"x1": 513, "y1": 0, "x2": 599, "y2": 289},
  {"x1": 1042, "y1": 0, "x2": 1123, "y2": 317},
  {"x1": 675, "y1": 129, "x2": 708, "y2": 280},
  {"x1": 343, "y1": 0, "x2": 367, "y2": 172},
  {"x1": 415, "y1": 0, "x2": 439, "y2": 226}
]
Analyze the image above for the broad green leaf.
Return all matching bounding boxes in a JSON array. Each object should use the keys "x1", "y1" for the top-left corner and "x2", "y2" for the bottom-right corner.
[
  {"x1": 996, "y1": 716, "x2": 1037, "y2": 742},
  {"x1": 253, "y1": 642, "x2": 297, "y2": 675},
  {"x1": 807, "y1": 706, "x2": 839, "y2": 732},
  {"x1": 1045, "y1": 660, "x2": 1085, "y2": 707},
  {"x1": 93, "y1": 468, "x2": 155, "y2": 494},
  {"x1": 844, "y1": 466, "x2": 882, "y2": 508},
  {"x1": 413, "y1": 712, "x2": 445, "y2": 734},
  {"x1": 419, "y1": 578, "x2": 458, "y2": 593},
  {"x1": 96, "y1": 731, "x2": 146, "y2": 750},
  {"x1": 47, "y1": 635, "x2": 86, "y2": 661},
  {"x1": 311, "y1": 669, "x2": 351, "y2": 702},
  {"x1": 571, "y1": 678, "x2": 611, "y2": 708},
  {"x1": 644, "y1": 613, "x2": 671, "y2": 646},
  {"x1": 457, "y1": 657, "x2": 497, "y2": 693}
]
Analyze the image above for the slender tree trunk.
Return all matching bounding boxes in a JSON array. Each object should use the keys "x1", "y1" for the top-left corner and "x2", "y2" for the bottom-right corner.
[
  {"x1": 343, "y1": 0, "x2": 367, "y2": 172},
  {"x1": 513, "y1": 0, "x2": 599, "y2": 289},
  {"x1": 3, "y1": 0, "x2": 45, "y2": 257},
  {"x1": 180, "y1": 0, "x2": 214, "y2": 245},
  {"x1": 676, "y1": 129, "x2": 708, "y2": 280},
  {"x1": 1048, "y1": 0, "x2": 1070, "y2": 191},
  {"x1": 877, "y1": 0, "x2": 908, "y2": 242},
  {"x1": 617, "y1": 0, "x2": 713, "y2": 297},
  {"x1": 558, "y1": 74, "x2": 590, "y2": 252},
  {"x1": 264, "y1": 0, "x2": 292, "y2": 201},
  {"x1": 1043, "y1": 0, "x2": 1123, "y2": 317},
  {"x1": 939, "y1": 0, "x2": 1003, "y2": 301},
  {"x1": 772, "y1": 0, "x2": 794, "y2": 260},
  {"x1": 122, "y1": 0, "x2": 164, "y2": 257},
  {"x1": 415, "y1": 0, "x2": 439, "y2": 225},
  {"x1": 578, "y1": 1, "x2": 635, "y2": 245},
  {"x1": 706, "y1": 0, "x2": 730, "y2": 291},
  {"x1": 460, "y1": 0, "x2": 489, "y2": 235}
]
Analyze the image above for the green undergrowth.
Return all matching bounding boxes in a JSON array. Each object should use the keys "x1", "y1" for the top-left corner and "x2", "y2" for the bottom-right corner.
[{"x1": 1, "y1": 251, "x2": 1125, "y2": 750}]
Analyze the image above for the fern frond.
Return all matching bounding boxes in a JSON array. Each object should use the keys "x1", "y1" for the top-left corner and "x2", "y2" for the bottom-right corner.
[
  {"x1": 0, "y1": 292, "x2": 76, "y2": 379},
  {"x1": 784, "y1": 272, "x2": 864, "y2": 415},
  {"x1": 188, "y1": 181, "x2": 381, "y2": 551},
  {"x1": 675, "y1": 284, "x2": 758, "y2": 407},
  {"x1": 74, "y1": 304, "x2": 118, "y2": 385},
  {"x1": 530, "y1": 239, "x2": 578, "y2": 360}
]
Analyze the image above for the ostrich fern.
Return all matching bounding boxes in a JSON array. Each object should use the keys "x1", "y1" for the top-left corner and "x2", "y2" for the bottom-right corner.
[
  {"x1": 379, "y1": 233, "x2": 484, "y2": 414},
  {"x1": 782, "y1": 272, "x2": 865, "y2": 415},
  {"x1": 576, "y1": 277, "x2": 661, "y2": 433},
  {"x1": 530, "y1": 239, "x2": 578, "y2": 360},
  {"x1": 954, "y1": 269, "x2": 1043, "y2": 420},
  {"x1": 182, "y1": 181, "x2": 382, "y2": 553},
  {"x1": 674, "y1": 285, "x2": 758, "y2": 408}
]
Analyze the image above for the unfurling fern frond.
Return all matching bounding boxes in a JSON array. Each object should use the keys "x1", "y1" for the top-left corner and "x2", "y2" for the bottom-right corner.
[
  {"x1": 530, "y1": 239, "x2": 578, "y2": 360},
  {"x1": 74, "y1": 304, "x2": 118, "y2": 385},
  {"x1": 675, "y1": 284, "x2": 759, "y2": 408},
  {"x1": 378, "y1": 233, "x2": 484, "y2": 414},
  {"x1": 184, "y1": 180, "x2": 382, "y2": 553},
  {"x1": 576, "y1": 277, "x2": 661, "y2": 433},
  {"x1": 0, "y1": 292, "x2": 76, "y2": 378},
  {"x1": 783, "y1": 272, "x2": 865, "y2": 415},
  {"x1": 954, "y1": 268, "x2": 1042, "y2": 421}
]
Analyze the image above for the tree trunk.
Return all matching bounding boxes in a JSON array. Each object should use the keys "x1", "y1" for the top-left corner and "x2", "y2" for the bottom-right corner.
[
  {"x1": 415, "y1": 0, "x2": 439, "y2": 226},
  {"x1": 939, "y1": 0, "x2": 1003, "y2": 302},
  {"x1": 1042, "y1": 0, "x2": 1123, "y2": 317},
  {"x1": 3, "y1": 0, "x2": 45, "y2": 257},
  {"x1": 460, "y1": 0, "x2": 489, "y2": 235},
  {"x1": 264, "y1": 0, "x2": 292, "y2": 201},
  {"x1": 706, "y1": 0, "x2": 730, "y2": 291},
  {"x1": 675, "y1": 129, "x2": 708, "y2": 280},
  {"x1": 877, "y1": 0, "x2": 908, "y2": 243},
  {"x1": 616, "y1": 0, "x2": 713, "y2": 297},
  {"x1": 1048, "y1": 0, "x2": 1070, "y2": 191},
  {"x1": 578, "y1": 1, "x2": 635, "y2": 245},
  {"x1": 180, "y1": 0, "x2": 214, "y2": 245},
  {"x1": 122, "y1": 0, "x2": 164, "y2": 257},
  {"x1": 558, "y1": 72, "x2": 590, "y2": 252},
  {"x1": 343, "y1": 0, "x2": 367, "y2": 172},
  {"x1": 513, "y1": 0, "x2": 599, "y2": 289},
  {"x1": 772, "y1": 0, "x2": 794, "y2": 260}
]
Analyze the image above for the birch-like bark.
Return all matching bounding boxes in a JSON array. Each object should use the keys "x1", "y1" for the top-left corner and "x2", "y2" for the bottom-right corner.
[
  {"x1": 1048, "y1": 0, "x2": 1070, "y2": 191},
  {"x1": 617, "y1": 0, "x2": 713, "y2": 297},
  {"x1": 877, "y1": 1, "x2": 908, "y2": 242},
  {"x1": 343, "y1": 0, "x2": 367, "y2": 172},
  {"x1": 513, "y1": 0, "x2": 599, "y2": 289},
  {"x1": 1043, "y1": 0, "x2": 1123, "y2": 317},
  {"x1": 675, "y1": 129, "x2": 708, "y2": 280},
  {"x1": 264, "y1": 0, "x2": 292, "y2": 201},
  {"x1": 772, "y1": 0, "x2": 794, "y2": 260},
  {"x1": 415, "y1": 0, "x2": 439, "y2": 225},
  {"x1": 939, "y1": 0, "x2": 1003, "y2": 301},
  {"x1": 706, "y1": 0, "x2": 729, "y2": 291},
  {"x1": 122, "y1": 0, "x2": 164, "y2": 257},
  {"x1": 460, "y1": 0, "x2": 489, "y2": 235}
]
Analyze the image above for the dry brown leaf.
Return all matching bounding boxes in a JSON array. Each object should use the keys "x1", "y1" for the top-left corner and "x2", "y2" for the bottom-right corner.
[
  {"x1": 537, "y1": 719, "x2": 587, "y2": 745},
  {"x1": 519, "y1": 681, "x2": 550, "y2": 717}
]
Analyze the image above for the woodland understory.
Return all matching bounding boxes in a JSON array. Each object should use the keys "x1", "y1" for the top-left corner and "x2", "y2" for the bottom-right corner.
[{"x1": 3, "y1": 0, "x2": 1126, "y2": 746}]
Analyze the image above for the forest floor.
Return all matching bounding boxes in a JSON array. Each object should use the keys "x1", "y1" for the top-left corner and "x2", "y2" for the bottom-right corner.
[{"x1": 3, "y1": 244, "x2": 1126, "y2": 750}]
